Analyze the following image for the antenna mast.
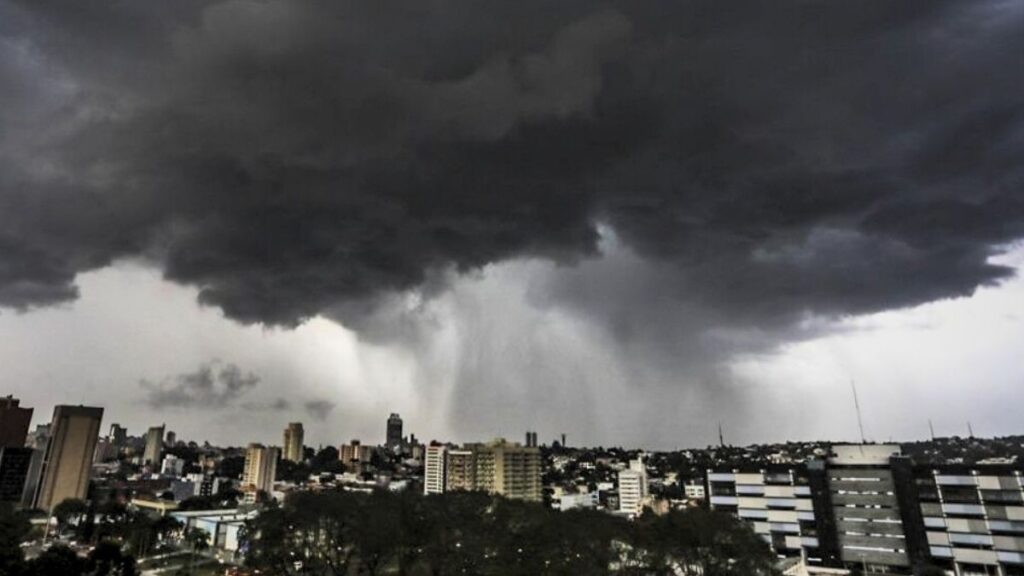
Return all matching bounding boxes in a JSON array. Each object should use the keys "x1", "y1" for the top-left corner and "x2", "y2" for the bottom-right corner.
[
  {"x1": 850, "y1": 380, "x2": 867, "y2": 444},
  {"x1": 718, "y1": 423, "x2": 725, "y2": 448},
  {"x1": 928, "y1": 419, "x2": 936, "y2": 441},
  {"x1": 967, "y1": 422, "x2": 975, "y2": 438}
]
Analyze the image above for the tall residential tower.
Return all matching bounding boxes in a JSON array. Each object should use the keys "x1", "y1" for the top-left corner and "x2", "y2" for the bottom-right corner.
[{"x1": 33, "y1": 405, "x2": 103, "y2": 511}]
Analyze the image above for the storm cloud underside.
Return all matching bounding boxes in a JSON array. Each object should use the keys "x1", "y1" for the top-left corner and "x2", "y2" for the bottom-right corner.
[{"x1": 1, "y1": 0, "x2": 1023, "y2": 443}]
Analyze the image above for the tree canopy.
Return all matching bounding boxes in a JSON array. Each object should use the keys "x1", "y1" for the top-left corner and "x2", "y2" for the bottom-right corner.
[{"x1": 244, "y1": 490, "x2": 780, "y2": 576}]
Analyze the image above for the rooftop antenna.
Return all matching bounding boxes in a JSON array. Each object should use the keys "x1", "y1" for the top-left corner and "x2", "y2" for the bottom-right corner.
[
  {"x1": 718, "y1": 422, "x2": 725, "y2": 448},
  {"x1": 850, "y1": 380, "x2": 867, "y2": 444},
  {"x1": 929, "y1": 419, "x2": 936, "y2": 441},
  {"x1": 967, "y1": 422, "x2": 975, "y2": 438}
]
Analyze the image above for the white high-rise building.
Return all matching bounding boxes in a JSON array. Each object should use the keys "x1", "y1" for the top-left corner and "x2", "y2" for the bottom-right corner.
[
  {"x1": 161, "y1": 454, "x2": 184, "y2": 477},
  {"x1": 618, "y1": 456, "x2": 648, "y2": 516},
  {"x1": 424, "y1": 445, "x2": 447, "y2": 495}
]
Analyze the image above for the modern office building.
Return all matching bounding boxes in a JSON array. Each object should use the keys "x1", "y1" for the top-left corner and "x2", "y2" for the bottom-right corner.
[
  {"x1": 618, "y1": 458, "x2": 649, "y2": 516},
  {"x1": 386, "y1": 413, "x2": 403, "y2": 449},
  {"x1": 424, "y1": 444, "x2": 446, "y2": 495},
  {"x1": 470, "y1": 439, "x2": 542, "y2": 502},
  {"x1": 282, "y1": 422, "x2": 304, "y2": 462},
  {"x1": 143, "y1": 424, "x2": 165, "y2": 467},
  {"x1": 706, "y1": 444, "x2": 1024, "y2": 574},
  {"x1": 827, "y1": 444, "x2": 912, "y2": 572},
  {"x1": 0, "y1": 396, "x2": 32, "y2": 448},
  {"x1": 241, "y1": 443, "x2": 279, "y2": 501},
  {"x1": 33, "y1": 405, "x2": 104, "y2": 511},
  {"x1": 708, "y1": 465, "x2": 828, "y2": 564},
  {"x1": 916, "y1": 465, "x2": 1024, "y2": 576}
]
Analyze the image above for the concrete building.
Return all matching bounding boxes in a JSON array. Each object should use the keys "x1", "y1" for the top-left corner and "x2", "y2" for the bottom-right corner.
[
  {"x1": 445, "y1": 449, "x2": 476, "y2": 492},
  {"x1": 186, "y1": 473, "x2": 224, "y2": 497},
  {"x1": 339, "y1": 440, "x2": 374, "y2": 467},
  {"x1": 170, "y1": 509, "x2": 258, "y2": 560},
  {"x1": 108, "y1": 424, "x2": 127, "y2": 448},
  {"x1": 470, "y1": 439, "x2": 542, "y2": 502},
  {"x1": 27, "y1": 424, "x2": 51, "y2": 451},
  {"x1": 683, "y1": 482, "x2": 706, "y2": 500},
  {"x1": 525, "y1": 431, "x2": 538, "y2": 448},
  {"x1": 241, "y1": 443, "x2": 279, "y2": 502},
  {"x1": 33, "y1": 405, "x2": 103, "y2": 511},
  {"x1": 0, "y1": 396, "x2": 32, "y2": 448},
  {"x1": 161, "y1": 454, "x2": 185, "y2": 477},
  {"x1": 386, "y1": 413, "x2": 403, "y2": 449},
  {"x1": 558, "y1": 492, "x2": 599, "y2": 511},
  {"x1": 708, "y1": 465, "x2": 824, "y2": 563},
  {"x1": 282, "y1": 422, "x2": 304, "y2": 463},
  {"x1": 618, "y1": 457, "x2": 649, "y2": 516},
  {"x1": 424, "y1": 444, "x2": 446, "y2": 495},
  {"x1": 0, "y1": 447, "x2": 34, "y2": 504},
  {"x1": 143, "y1": 424, "x2": 165, "y2": 467},
  {"x1": 828, "y1": 444, "x2": 911, "y2": 573},
  {"x1": 916, "y1": 465, "x2": 1024, "y2": 576}
]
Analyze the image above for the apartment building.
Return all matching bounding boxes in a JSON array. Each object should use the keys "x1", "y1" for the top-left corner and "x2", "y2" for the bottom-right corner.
[
  {"x1": 708, "y1": 465, "x2": 828, "y2": 564},
  {"x1": 709, "y1": 444, "x2": 1024, "y2": 575},
  {"x1": 916, "y1": 466, "x2": 1024, "y2": 576}
]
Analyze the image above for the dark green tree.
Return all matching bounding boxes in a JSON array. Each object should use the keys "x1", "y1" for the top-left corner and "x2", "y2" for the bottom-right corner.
[
  {"x1": 51, "y1": 498, "x2": 88, "y2": 537},
  {"x1": 85, "y1": 541, "x2": 138, "y2": 576},
  {"x1": 25, "y1": 545, "x2": 85, "y2": 576},
  {"x1": 0, "y1": 502, "x2": 30, "y2": 575}
]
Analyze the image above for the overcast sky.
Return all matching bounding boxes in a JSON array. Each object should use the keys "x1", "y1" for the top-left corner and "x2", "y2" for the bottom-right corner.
[{"x1": 1, "y1": 0, "x2": 1022, "y2": 449}]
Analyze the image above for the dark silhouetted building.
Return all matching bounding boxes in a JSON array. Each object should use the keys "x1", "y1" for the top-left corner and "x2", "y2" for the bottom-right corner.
[
  {"x1": 386, "y1": 413, "x2": 403, "y2": 449},
  {"x1": 0, "y1": 396, "x2": 32, "y2": 448}
]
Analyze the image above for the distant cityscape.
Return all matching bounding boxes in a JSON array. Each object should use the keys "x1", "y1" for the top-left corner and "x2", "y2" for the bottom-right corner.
[{"x1": 2, "y1": 394, "x2": 1024, "y2": 575}]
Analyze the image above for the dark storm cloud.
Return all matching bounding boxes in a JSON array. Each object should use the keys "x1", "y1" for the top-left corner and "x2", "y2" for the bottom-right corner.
[
  {"x1": 1, "y1": 0, "x2": 1022, "y2": 334},
  {"x1": 304, "y1": 400, "x2": 336, "y2": 420},
  {"x1": 141, "y1": 361, "x2": 259, "y2": 410}
]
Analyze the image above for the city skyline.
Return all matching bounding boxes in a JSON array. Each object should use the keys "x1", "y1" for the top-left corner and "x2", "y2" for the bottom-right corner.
[{"x1": 1, "y1": 1, "x2": 1024, "y2": 449}]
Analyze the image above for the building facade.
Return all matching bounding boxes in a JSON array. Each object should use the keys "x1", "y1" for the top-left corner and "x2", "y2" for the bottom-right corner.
[
  {"x1": 386, "y1": 413, "x2": 403, "y2": 449},
  {"x1": 445, "y1": 449, "x2": 476, "y2": 492},
  {"x1": 242, "y1": 443, "x2": 279, "y2": 502},
  {"x1": 470, "y1": 439, "x2": 542, "y2": 502},
  {"x1": 708, "y1": 465, "x2": 825, "y2": 563},
  {"x1": 143, "y1": 425, "x2": 165, "y2": 467},
  {"x1": 339, "y1": 440, "x2": 374, "y2": 466},
  {"x1": 917, "y1": 466, "x2": 1024, "y2": 576},
  {"x1": 0, "y1": 447, "x2": 34, "y2": 503},
  {"x1": 34, "y1": 405, "x2": 104, "y2": 511},
  {"x1": 618, "y1": 458, "x2": 649, "y2": 516},
  {"x1": 424, "y1": 444, "x2": 446, "y2": 495},
  {"x1": 0, "y1": 396, "x2": 32, "y2": 448},
  {"x1": 708, "y1": 444, "x2": 1024, "y2": 575},
  {"x1": 283, "y1": 422, "x2": 304, "y2": 463}
]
